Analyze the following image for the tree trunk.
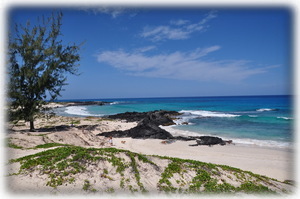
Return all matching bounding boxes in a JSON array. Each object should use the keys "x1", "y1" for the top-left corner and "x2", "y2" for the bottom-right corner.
[{"x1": 29, "y1": 120, "x2": 35, "y2": 131}]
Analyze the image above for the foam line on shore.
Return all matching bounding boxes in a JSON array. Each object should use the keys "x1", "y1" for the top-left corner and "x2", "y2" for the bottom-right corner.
[{"x1": 161, "y1": 125, "x2": 291, "y2": 149}]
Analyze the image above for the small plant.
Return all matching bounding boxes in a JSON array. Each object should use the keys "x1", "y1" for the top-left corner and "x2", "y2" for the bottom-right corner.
[
  {"x1": 103, "y1": 169, "x2": 108, "y2": 174},
  {"x1": 71, "y1": 120, "x2": 81, "y2": 125},
  {"x1": 105, "y1": 187, "x2": 115, "y2": 193},
  {"x1": 83, "y1": 180, "x2": 91, "y2": 191}
]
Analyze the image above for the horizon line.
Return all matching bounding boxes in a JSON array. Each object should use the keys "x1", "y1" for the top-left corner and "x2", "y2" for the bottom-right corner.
[{"x1": 55, "y1": 94, "x2": 292, "y2": 102}]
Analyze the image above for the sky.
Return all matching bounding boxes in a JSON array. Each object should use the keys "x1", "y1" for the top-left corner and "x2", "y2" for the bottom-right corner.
[{"x1": 8, "y1": 6, "x2": 292, "y2": 100}]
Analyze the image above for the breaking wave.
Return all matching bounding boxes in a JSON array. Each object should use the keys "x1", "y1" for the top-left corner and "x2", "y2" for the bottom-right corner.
[
  {"x1": 256, "y1": 108, "x2": 278, "y2": 112},
  {"x1": 180, "y1": 110, "x2": 240, "y2": 118},
  {"x1": 64, "y1": 106, "x2": 103, "y2": 117}
]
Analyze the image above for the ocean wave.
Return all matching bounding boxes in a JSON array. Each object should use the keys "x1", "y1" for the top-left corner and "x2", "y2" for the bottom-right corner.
[
  {"x1": 109, "y1": 101, "x2": 119, "y2": 105},
  {"x1": 64, "y1": 106, "x2": 103, "y2": 117},
  {"x1": 256, "y1": 108, "x2": 278, "y2": 112},
  {"x1": 230, "y1": 138, "x2": 290, "y2": 149},
  {"x1": 180, "y1": 110, "x2": 240, "y2": 118},
  {"x1": 277, "y1": 116, "x2": 293, "y2": 120}
]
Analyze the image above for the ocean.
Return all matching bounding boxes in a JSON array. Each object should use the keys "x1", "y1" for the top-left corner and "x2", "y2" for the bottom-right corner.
[{"x1": 54, "y1": 95, "x2": 293, "y2": 149}]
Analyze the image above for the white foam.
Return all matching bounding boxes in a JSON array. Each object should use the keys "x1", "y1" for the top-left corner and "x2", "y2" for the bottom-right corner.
[
  {"x1": 160, "y1": 125, "x2": 202, "y2": 137},
  {"x1": 232, "y1": 138, "x2": 291, "y2": 149},
  {"x1": 180, "y1": 110, "x2": 240, "y2": 118},
  {"x1": 160, "y1": 126, "x2": 291, "y2": 149},
  {"x1": 256, "y1": 108, "x2": 276, "y2": 112},
  {"x1": 64, "y1": 106, "x2": 102, "y2": 117},
  {"x1": 110, "y1": 101, "x2": 119, "y2": 105},
  {"x1": 277, "y1": 116, "x2": 293, "y2": 120}
]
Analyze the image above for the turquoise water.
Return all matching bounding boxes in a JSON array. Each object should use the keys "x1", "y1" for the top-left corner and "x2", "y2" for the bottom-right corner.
[{"x1": 55, "y1": 95, "x2": 293, "y2": 148}]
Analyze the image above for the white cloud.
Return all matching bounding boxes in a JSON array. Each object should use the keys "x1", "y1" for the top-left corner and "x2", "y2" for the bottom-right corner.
[
  {"x1": 199, "y1": 10, "x2": 218, "y2": 25},
  {"x1": 134, "y1": 46, "x2": 156, "y2": 53},
  {"x1": 97, "y1": 46, "x2": 270, "y2": 83},
  {"x1": 140, "y1": 10, "x2": 217, "y2": 41},
  {"x1": 170, "y1": 19, "x2": 190, "y2": 26},
  {"x1": 81, "y1": 7, "x2": 137, "y2": 19}
]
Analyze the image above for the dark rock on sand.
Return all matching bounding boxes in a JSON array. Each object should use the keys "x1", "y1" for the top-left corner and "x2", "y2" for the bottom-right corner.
[
  {"x1": 188, "y1": 136, "x2": 233, "y2": 146},
  {"x1": 100, "y1": 121, "x2": 174, "y2": 139},
  {"x1": 197, "y1": 136, "x2": 226, "y2": 146},
  {"x1": 99, "y1": 110, "x2": 178, "y2": 139}
]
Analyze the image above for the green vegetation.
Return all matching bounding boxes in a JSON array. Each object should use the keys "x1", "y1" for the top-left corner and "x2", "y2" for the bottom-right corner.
[
  {"x1": 34, "y1": 143, "x2": 70, "y2": 149},
  {"x1": 83, "y1": 180, "x2": 97, "y2": 192},
  {"x1": 8, "y1": 146, "x2": 288, "y2": 194},
  {"x1": 71, "y1": 120, "x2": 81, "y2": 125}
]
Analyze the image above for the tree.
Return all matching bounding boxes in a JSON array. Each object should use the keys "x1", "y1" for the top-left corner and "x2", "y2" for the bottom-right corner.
[{"x1": 8, "y1": 11, "x2": 82, "y2": 131}]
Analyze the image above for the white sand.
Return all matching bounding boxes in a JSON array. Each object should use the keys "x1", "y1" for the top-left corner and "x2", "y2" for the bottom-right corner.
[{"x1": 110, "y1": 137, "x2": 294, "y2": 182}]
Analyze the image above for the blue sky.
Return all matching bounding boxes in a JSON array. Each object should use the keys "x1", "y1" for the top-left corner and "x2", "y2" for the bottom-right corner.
[{"x1": 9, "y1": 7, "x2": 292, "y2": 100}]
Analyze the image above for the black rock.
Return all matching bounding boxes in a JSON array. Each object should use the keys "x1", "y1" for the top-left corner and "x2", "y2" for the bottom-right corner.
[
  {"x1": 98, "y1": 110, "x2": 178, "y2": 139},
  {"x1": 196, "y1": 136, "x2": 226, "y2": 146},
  {"x1": 107, "y1": 110, "x2": 180, "y2": 125},
  {"x1": 99, "y1": 110, "x2": 232, "y2": 146},
  {"x1": 101, "y1": 121, "x2": 174, "y2": 139}
]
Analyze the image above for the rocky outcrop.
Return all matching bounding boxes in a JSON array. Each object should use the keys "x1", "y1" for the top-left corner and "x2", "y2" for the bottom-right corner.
[
  {"x1": 99, "y1": 110, "x2": 178, "y2": 139},
  {"x1": 100, "y1": 110, "x2": 233, "y2": 146},
  {"x1": 107, "y1": 110, "x2": 180, "y2": 125},
  {"x1": 188, "y1": 136, "x2": 231, "y2": 146}
]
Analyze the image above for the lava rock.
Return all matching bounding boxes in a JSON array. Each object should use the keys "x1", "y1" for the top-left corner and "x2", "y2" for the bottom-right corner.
[
  {"x1": 195, "y1": 136, "x2": 226, "y2": 146},
  {"x1": 99, "y1": 110, "x2": 179, "y2": 139},
  {"x1": 107, "y1": 110, "x2": 180, "y2": 125}
]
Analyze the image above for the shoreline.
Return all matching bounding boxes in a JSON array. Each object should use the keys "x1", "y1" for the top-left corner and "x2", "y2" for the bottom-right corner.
[
  {"x1": 6, "y1": 113, "x2": 294, "y2": 182},
  {"x1": 50, "y1": 102, "x2": 292, "y2": 150},
  {"x1": 6, "y1": 110, "x2": 296, "y2": 193},
  {"x1": 161, "y1": 125, "x2": 293, "y2": 150}
]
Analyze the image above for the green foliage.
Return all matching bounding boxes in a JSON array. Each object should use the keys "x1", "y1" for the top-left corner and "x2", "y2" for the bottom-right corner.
[
  {"x1": 34, "y1": 143, "x2": 69, "y2": 149},
  {"x1": 83, "y1": 180, "x2": 96, "y2": 192},
  {"x1": 237, "y1": 182, "x2": 275, "y2": 193},
  {"x1": 158, "y1": 160, "x2": 183, "y2": 193},
  {"x1": 71, "y1": 120, "x2": 80, "y2": 125},
  {"x1": 105, "y1": 187, "x2": 115, "y2": 193},
  {"x1": 8, "y1": 11, "x2": 82, "y2": 131}
]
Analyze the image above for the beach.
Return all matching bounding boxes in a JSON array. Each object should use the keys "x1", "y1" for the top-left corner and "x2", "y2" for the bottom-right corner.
[
  {"x1": 112, "y1": 137, "x2": 293, "y2": 182},
  {"x1": 6, "y1": 114, "x2": 294, "y2": 187}
]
